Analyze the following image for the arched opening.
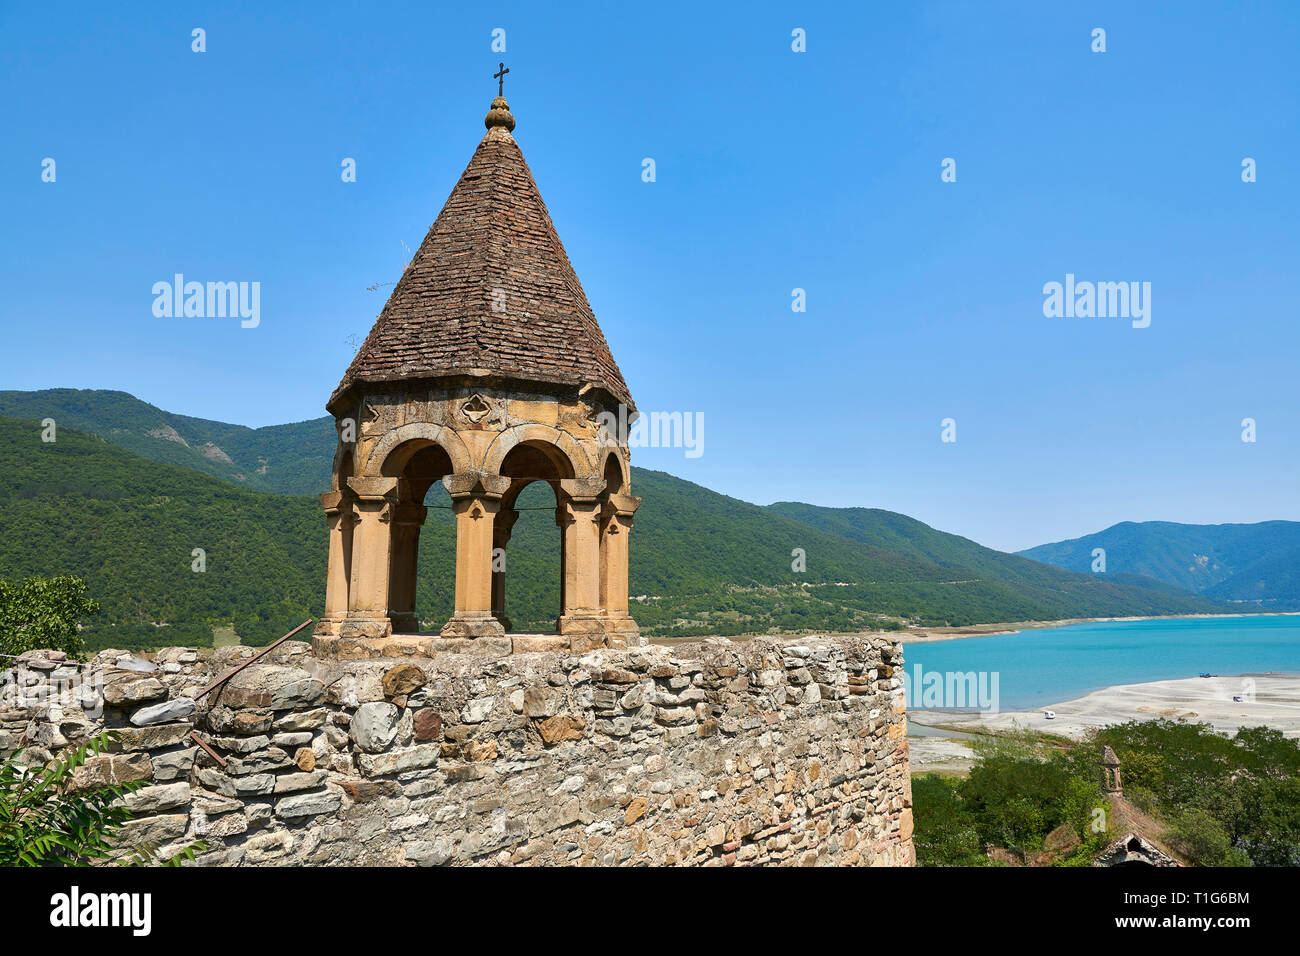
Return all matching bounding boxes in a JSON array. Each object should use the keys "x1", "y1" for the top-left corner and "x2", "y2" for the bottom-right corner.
[
  {"x1": 602, "y1": 452, "x2": 625, "y2": 496},
  {"x1": 335, "y1": 450, "x2": 357, "y2": 598},
  {"x1": 495, "y1": 441, "x2": 574, "y2": 632},
  {"x1": 598, "y1": 453, "x2": 625, "y2": 612},
  {"x1": 381, "y1": 439, "x2": 454, "y2": 633}
]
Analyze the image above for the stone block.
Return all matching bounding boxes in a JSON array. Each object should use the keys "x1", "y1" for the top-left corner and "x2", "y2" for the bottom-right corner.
[
  {"x1": 382, "y1": 663, "x2": 427, "y2": 697},
  {"x1": 522, "y1": 687, "x2": 558, "y2": 718},
  {"x1": 70, "y1": 752, "x2": 152, "y2": 791},
  {"x1": 536, "y1": 714, "x2": 585, "y2": 746},
  {"x1": 273, "y1": 771, "x2": 328, "y2": 794},
  {"x1": 276, "y1": 789, "x2": 343, "y2": 821},
  {"x1": 115, "y1": 813, "x2": 189, "y2": 848},
  {"x1": 356, "y1": 744, "x2": 441, "y2": 777},
  {"x1": 113, "y1": 723, "x2": 193, "y2": 751},
  {"x1": 412, "y1": 709, "x2": 443, "y2": 742},
  {"x1": 131, "y1": 697, "x2": 195, "y2": 726},
  {"x1": 103, "y1": 677, "x2": 167, "y2": 706},
  {"x1": 123, "y1": 782, "x2": 191, "y2": 814},
  {"x1": 351, "y1": 702, "x2": 399, "y2": 753}
]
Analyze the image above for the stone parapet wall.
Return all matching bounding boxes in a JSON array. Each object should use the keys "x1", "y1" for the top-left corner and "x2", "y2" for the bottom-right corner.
[{"x1": 0, "y1": 634, "x2": 913, "y2": 867}]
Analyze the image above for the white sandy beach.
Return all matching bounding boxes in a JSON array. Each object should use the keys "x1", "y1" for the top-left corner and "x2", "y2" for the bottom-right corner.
[{"x1": 924, "y1": 673, "x2": 1300, "y2": 741}]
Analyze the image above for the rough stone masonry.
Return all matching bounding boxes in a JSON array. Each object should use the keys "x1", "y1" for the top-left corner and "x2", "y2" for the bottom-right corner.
[{"x1": 0, "y1": 634, "x2": 914, "y2": 866}]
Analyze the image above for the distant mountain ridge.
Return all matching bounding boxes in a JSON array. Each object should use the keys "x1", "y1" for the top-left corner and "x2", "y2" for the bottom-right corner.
[
  {"x1": 0, "y1": 389, "x2": 1236, "y2": 648},
  {"x1": 1019, "y1": 520, "x2": 1300, "y2": 610},
  {"x1": 0, "y1": 389, "x2": 333, "y2": 496}
]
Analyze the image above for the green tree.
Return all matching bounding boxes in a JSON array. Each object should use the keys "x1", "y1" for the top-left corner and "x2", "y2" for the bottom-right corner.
[
  {"x1": 1164, "y1": 808, "x2": 1250, "y2": 867},
  {"x1": 912, "y1": 774, "x2": 986, "y2": 866},
  {"x1": 1240, "y1": 777, "x2": 1300, "y2": 866},
  {"x1": 0, "y1": 575, "x2": 100, "y2": 658}
]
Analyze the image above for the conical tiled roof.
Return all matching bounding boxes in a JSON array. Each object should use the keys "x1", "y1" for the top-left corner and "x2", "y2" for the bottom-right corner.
[{"x1": 328, "y1": 98, "x2": 634, "y2": 415}]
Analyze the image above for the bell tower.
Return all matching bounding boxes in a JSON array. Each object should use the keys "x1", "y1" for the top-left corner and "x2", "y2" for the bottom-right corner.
[{"x1": 313, "y1": 73, "x2": 642, "y2": 659}]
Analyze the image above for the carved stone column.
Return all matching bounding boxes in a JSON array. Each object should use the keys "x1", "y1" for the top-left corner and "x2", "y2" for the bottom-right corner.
[
  {"x1": 491, "y1": 507, "x2": 519, "y2": 631},
  {"x1": 340, "y1": 476, "x2": 399, "y2": 639},
  {"x1": 387, "y1": 500, "x2": 428, "y2": 634},
  {"x1": 315, "y1": 489, "x2": 356, "y2": 637},
  {"x1": 557, "y1": 477, "x2": 606, "y2": 642},
  {"x1": 441, "y1": 472, "x2": 511, "y2": 640},
  {"x1": 599, "y1": 493, "x2": 641, "y2": 646}
]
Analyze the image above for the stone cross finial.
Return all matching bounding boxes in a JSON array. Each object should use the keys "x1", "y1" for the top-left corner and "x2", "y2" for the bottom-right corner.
[{"x1": 495, "y1": 62, "x2": 510, "y2": 96}]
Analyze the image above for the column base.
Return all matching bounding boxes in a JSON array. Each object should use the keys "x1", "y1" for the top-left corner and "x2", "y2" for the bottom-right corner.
[
  {"x1": 557, "y1": 613, "x2": 605, "y2": 636},
  {"x1": 440, "y1": 614, "x2": 507, "y2": 640},
  {"x1": 338, "y1": 614, "x2": 393, "y2": 640},
  {"x1": 438, "y1": 612, "x2": 511, "y2": 657}
]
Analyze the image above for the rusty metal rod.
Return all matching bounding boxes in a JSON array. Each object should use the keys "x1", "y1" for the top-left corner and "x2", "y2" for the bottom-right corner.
[
  {"x1": 189, "y1": 731, "x2": 227, "y2": 768},
  {"x1": 193, "y1": 619, "x2": 314, "y2": 702}
]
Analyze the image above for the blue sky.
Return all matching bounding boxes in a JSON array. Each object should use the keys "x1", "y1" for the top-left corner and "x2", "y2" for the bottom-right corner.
[{"x1": 2, "y1": 1, "x2": 1297, "y2": 552}]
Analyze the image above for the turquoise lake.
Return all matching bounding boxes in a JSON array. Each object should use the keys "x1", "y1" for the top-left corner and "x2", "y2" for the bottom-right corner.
[{"x1": 903, "y1": 614, "x2": 1300, "y2": 713}]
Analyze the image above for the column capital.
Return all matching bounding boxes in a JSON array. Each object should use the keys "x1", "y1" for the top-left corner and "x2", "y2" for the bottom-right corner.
[
  {"x1": 442, "y1": 471, "x2": 512, "y2": 501},
  {"x1": 558, "y1": 496, "x2": 602, "y2": 529},
  {"x1": 559, "y1": 476, "x2": 607, "y2": 502},
  {"x1": 605, "y1": 493, "x2": 641, "y2": 517},
  {"x1": 319, "y1": 489, "x2": 351, "y2": 514},
  {"x1": 347, "y1": 475, "x2": 400, "y2": 502}
]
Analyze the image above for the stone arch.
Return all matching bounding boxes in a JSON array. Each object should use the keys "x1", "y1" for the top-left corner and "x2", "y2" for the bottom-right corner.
[
  {"x1": 482, "y1": 424, "x2": 593, "y2": 479},
  {"x1": 598, "y1": 448, "x2": 630, "y2": 496},
  {"x1": 331, "y1": 445, "x2": 355, "y2": 493},
  {"x1": 488, "y1": 438, "x2": 578, "y2": 633},
  {"x1": 363, "y1": 422, "x2": 472, "y2": 478},
  {"x1": 597, "y1": 449, "x2": 631, "y2": 621}
]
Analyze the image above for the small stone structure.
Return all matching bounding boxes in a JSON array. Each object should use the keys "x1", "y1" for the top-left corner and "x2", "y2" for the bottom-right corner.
[
  {"x1": 1, "y1": 635, "x2": 914, "y2": 866},
  {"x1": 316, "y1": 88, "x2": 640, "y2": 657},
  {"x1": 1100, "y1": 744, "x2": 1122, "y2": 794},
  {"x1": 1094, "y1": 832, "x2": 1182, "y2": 867}
]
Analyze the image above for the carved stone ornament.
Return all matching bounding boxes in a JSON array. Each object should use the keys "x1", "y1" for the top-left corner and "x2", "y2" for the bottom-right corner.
[{"x1": 461, "y1": 394, "x2": 492, "y2": 423}]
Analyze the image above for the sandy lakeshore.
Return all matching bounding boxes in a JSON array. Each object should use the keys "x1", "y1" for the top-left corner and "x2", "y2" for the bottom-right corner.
[
  {"x1": 897, "y1": 611, "x2": 1300, "y2": 646},
  {"x1": 924, "y1": 673, "x2": 1300, "y2": 740}
]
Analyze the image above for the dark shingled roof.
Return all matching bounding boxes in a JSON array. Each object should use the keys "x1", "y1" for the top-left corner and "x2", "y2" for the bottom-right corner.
[{"x1": 328, "y1": 107, "x2": 634, "y2": 415}]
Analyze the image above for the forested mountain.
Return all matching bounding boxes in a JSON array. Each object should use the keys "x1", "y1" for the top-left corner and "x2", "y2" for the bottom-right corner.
[
  {"x1": 0, "y1": 392, "x2": 1231, "y2": 650},
  {"x1": 763, "y1": 502, "x2": 1226, "y2": 621},
  {"x1": 0, "y1": 389, "x2": 333, "y2": 496},
  {"x1": 1020, "y1": 521, "x2": 1300, "y2": 611},
  {"x1": 0, "y1": 415, "x2": 325, "y2": 648}
]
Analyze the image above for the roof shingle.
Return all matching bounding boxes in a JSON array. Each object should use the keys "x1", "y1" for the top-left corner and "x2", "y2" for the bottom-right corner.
[{"x1": 328, "y1": 108, "x2": 634, "y2": 415}]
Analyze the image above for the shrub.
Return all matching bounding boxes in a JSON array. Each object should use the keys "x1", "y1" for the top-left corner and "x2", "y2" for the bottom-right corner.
[{"x1": 0, "y1": 734, "x2": 202, "y2": 867}]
